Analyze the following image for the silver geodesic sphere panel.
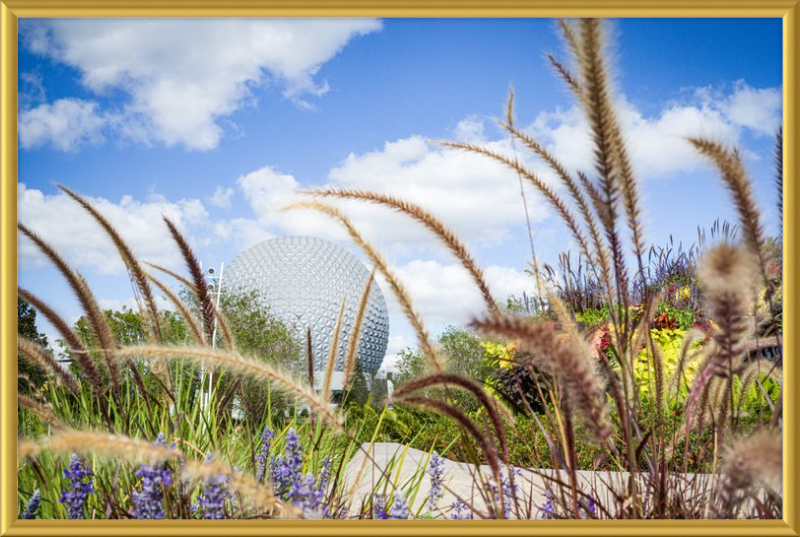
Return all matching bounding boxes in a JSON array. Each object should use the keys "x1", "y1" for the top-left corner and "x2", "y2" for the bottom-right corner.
[{"x1": 224, "y1": 236, "x2": 389, "y2": 374}]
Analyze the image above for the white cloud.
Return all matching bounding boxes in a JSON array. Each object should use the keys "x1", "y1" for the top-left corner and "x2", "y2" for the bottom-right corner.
[
  {"x1": 384, "y1": 260, "x2": 533, "y2": 328},
  {"x1": 329, "y1": 136, "x2": 533, "y2": 243},
  {"x1": 722, "y1": 81, "x2": 782, "y2": 136},
  {"x1": 208, "y1": 186, "x2": 235, "y2": 209},
  {"x1": 386, "y1": 335, "x2": 409, "y2": 356},
  {"x1": 212, "y1": 218, "x2": 276, "y2": 251},
  {"x1": 18, "y1": 98, "x2": 107, "y2": 151},
  {"x1": 528, "y1": 102, "x2": 708, "y2": 178},
  {"x1": 18, "y1": 183, "x2": 209, "y2": 274},
  {"x1": 22, "y1": 18, "x2": 381, "y2": 150},
  {"x1": 237, "y1": 165, "x2": 349, "y2": 240},
  {"x1": 371, "y1": 261, "x2": 533, "y2": 373},
  {"x1": 527, "y1": 82, "x2": 781, "y2": 179},
  {"x1": 233, "y1": 81, "x2": 780, "y2": 264},
  {"x1": 452, "y1": 116, "x2": 487, "y2": 143},
  {"x1": 232, "y1": 136, "x2": 560, "y2": 262}
]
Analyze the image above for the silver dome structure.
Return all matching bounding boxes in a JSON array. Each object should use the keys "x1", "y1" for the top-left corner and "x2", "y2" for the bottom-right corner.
[{"x1": 224, "y1": 236, "x2": 389, "y2": 375}]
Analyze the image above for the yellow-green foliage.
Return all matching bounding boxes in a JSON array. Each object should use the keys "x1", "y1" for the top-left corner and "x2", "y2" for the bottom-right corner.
[
  {"x1": 633, "y1": 328, "x2": 699, "y2": 400},
  {"x1": 480, "y1": 340, "x2": 515, "y2": 369}
]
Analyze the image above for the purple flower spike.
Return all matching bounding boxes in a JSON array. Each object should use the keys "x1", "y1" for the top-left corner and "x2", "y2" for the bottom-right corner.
[
  {"x1": 372, "y1": 494, "x2": 388, "y2": 520},
  {"x1": 389, "y1": 491, "x2": 409, "y2": 520},
  {"x1": 131, "y1": 433, "x2": 173, "y2": 520},
  {"x1": 254, "y1": 426, "x2": 274, "y2": 484},
  {"x1": 273, "y1": 429, "x2": 304, "y2": 502},
  {"x1": 60, "y1": 453, "x2": 94, "y2": 520},
  {"x1": 450, "y1": 498, "x2": 473, "y2": 520},
  {"x1": 22, "y1": 490, "x2": 42, "y2": 520},
  {"x1": 580, "y1": 496, "x2": 596, "y2": 518},
  {"x1": 196, "y1": 453, "x2": 230, "y2": 520},
  {"x1": 318, "y1": 455, "x2": 331, "y2": 493},
  {"x1": 489, "y1": 465, "x2": 521, "y2": 519},
  {"x1": 427, "y1": 451, "x2": 444, "y2": 512},
  {"x1": 538, "y1": 490, "x2": 555, "y2": 520}
]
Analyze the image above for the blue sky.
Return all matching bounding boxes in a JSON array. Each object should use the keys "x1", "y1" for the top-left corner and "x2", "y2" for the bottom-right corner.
[{"x1": 16, "y1": 17, "x2": 783, "y2": 369}]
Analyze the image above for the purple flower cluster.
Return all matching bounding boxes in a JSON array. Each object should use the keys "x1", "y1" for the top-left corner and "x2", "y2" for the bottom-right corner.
[
  {"x1": 450, "y1": 498, "x2": 473, "y2": 520},
  {"x1": 196, "y1": 453, "x2": 230, "y2": 520},
  {"x1": 301, "y1": 455, "x2": 331, "y2": 516},
  {"x1": 538, "y1": 490, "x2": 555, "y2": 519},
  {"x1": 254, "y1": 425, "x2": 274, "y2": 484},
  {"x1": 271, "y1": 429, "x2": 331, "y2": 518},
  {"x1": 427, "y1": 451, "x2": 444, "y2": 512},
  {"x1": 538, "y1": 490, "x2": 597, "y2": 519},
  {"x1": 488, "y1": 466, "x2": 521, "y2": 519},
  {"x1": 272, "y1": 429, "x2": 304, "y2": 502},
  {"x1": 21, "y1": 490, "x2": 42, "y2": 520},
  {"x1": 59, "y1": 454, "x2": 94, "y2": 519},
  {"x1": 388, "y1": 491, "x2": 409, "y2": 520},
  {"x1": 372, "y1": 494, "x2": 388, "y2": 520},
  {"x1": 580, "y1": 496, "x2": 596, "y2": 518},
  {"x1": 131, "y1": 433, "x2": 173, "y2": 520}
]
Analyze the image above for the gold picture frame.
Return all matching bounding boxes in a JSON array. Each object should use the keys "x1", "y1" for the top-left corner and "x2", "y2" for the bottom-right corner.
[{"x1": 1, "y1": 1, "x2": 797, "y2": 535}]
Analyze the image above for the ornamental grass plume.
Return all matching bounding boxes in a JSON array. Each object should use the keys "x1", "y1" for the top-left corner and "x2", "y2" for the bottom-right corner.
[
  {"x1": 307, "y1": 188, "x2": 498, "y2": 314},
  {"x1": 470, "y1": 313, "x2": 610, "y2": 442},
  {"x1": 322, "y1": 299, "x2": 346, "y2": 404},
  {"x1": 162, "y1": 216, "x2": 217, "y2": 345},
  {"x1": 131, "y1": 433, "x2": 173, "y2": 520},
  {"x1": 56, "y1": 185, "x2": 163, "y2": 347},
  {"x1": 687, "y1": 138, "x2": 770, "y2": 289},
  {"x1": 17, "y1": 287, "x2": 102, "y2": 395},
  {"x1": 343, "y1": 269, "x2": 376, "y2": 390},
  {"x1": 60, "y1": 453, "x2": 94, "y2": 520},
  {"x1": 717, "y1": 428, "x2": 782, "y2": 517},
  {"x1": 686, "y1": 243, "x2": 757, "y2": 423},
  {"x1": 17, "y1": 224, "x2": 121, "y2": 390},
  {"x1": 145, "y1": 274, "x2": 205, "y2": 346},
  {"x1": 392, "y1": 373, "x2": 510, "y2": 461},
  {"x1": 722, "y1": 428, "x2": 782, "y2": 494},
  {"x1": 17, "y1": 336, "x2": 80, "y2": 395},
  {"x1": 20, "y1": 430, "x2": 179, "y2": 464}
]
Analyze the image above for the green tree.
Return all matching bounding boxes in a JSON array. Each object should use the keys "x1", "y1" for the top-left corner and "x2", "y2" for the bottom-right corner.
[
  {"x1": 73, "y1": 306, "x2": 191, "y2": 347},
  {"x1": 439, "y1": 325, "x2": 493, "y2": 412},
  {"x1": 18, "y1": 298, "x2": 50, "y2": 392},
  {"x1": 438, "y1": 325, "x2": 492, "y2": 381},
  {"x1": 344, "y1": 360, "x2": 370, "y2": 409},
  {"x1": 218, "y1": 291, "x2": 300, "y2": 426},
  {"x1": 71, "y1": 306, "x2": 195, "y2": 396},
  {"x1": 370, "y1": 371, "x2": 388, "y2": 406},
  {"x1": 393, "y1": 347, "x2": 426, "y2": 386}
]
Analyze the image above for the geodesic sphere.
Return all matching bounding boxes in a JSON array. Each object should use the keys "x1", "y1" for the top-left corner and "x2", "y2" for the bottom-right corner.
[{"x1": 223, "y1": 236, "x2": 389, "y2": 374}]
